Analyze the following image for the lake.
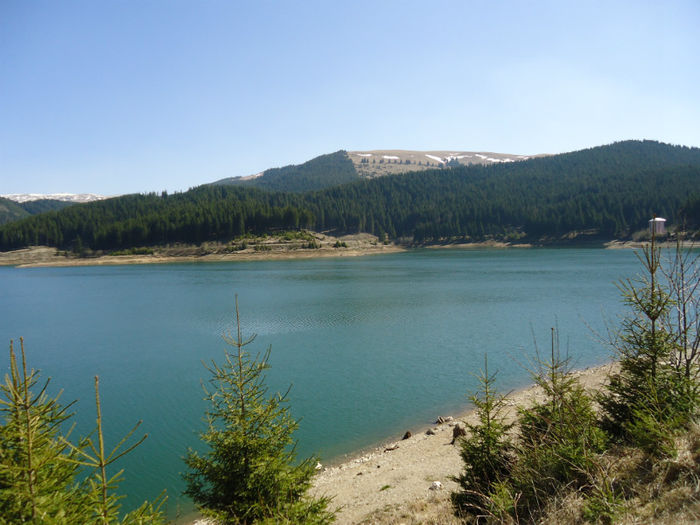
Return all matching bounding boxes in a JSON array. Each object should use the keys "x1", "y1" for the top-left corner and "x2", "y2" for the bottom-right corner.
[{"x1": 0, "y1": 248, "x2": 640, "y2": 518}]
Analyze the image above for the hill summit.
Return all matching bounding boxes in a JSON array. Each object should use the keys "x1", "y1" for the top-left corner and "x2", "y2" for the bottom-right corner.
[
  {"x1": 211, "y1": 149, "x2": 536, "y2": 192},
  {"x1": 347, "y1": 149, "x2": 538, "y2": 178}
]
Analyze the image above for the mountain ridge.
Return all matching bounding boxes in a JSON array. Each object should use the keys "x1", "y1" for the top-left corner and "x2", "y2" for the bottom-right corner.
[
  {"x1": 347, "y1": 149, "x2": 544, "y2": 178},
  {"x1": 1, "y1": 139, "x2": 699, "y2": 252},
  {"x1": 211, "y1": 148, "x2": 539, "y2": 192}
]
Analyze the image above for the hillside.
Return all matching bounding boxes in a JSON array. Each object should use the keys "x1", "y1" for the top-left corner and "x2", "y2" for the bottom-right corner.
[
  {"x1": 348, "y1": 149, "x2": 538, "y2": 178},
  {"x1": 0, "y1": 197, "x2": 76, "y2": 225},
  {"x1": 212, "y1": 150, "x2": 360, "y2": 192},
  {"x1": 324, "y1": 140, "x2": 700, "y2": 242},
  {"x1": 212, "y1": 149, "x2": 535, "y2": 192},
  {"x1": 18, "y1": 199, "x2": 74, "y2": 215},
  {"x1": 0, "y1": 197, "x2": 30, "y2": 225},
  {"x1": 1, "y1": 140, "x2": 699, "y2": 253}
]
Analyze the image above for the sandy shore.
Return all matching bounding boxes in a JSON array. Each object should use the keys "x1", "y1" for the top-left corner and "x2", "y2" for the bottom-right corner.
[
  {"x1": 183, "y1": 363, "x2": 616, "y2": 524},
  {"x1": 0, "y1": 235, "x2": 404, "y2": 268},
  {"x1": 3, "y1": 236, "x2": 693, "y2": 269},
  {"x1": 0, "y1": 240, "x2": 533, "y2": 268},
  {"x1": 310, "y1": 362, "x2": 616, "y2": 524}
]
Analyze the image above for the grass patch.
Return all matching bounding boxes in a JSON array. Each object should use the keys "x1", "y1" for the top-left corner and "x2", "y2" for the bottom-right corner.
[
  {"x1": 110, "y1": 246, "x2": 154, "y2": 256},
  {"x1": 281, "y1": 230, "x2": 315, "y2": 242}
]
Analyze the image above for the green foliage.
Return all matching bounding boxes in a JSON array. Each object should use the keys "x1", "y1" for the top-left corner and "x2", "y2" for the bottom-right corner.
[
  {"x1": 183, "y1": 297, "x2": 333, "y2": 525},
  {"x1": 281, "y1": 230, "x2": 315, "y2": 242},
  {"x1": 484, "y1": 481, "x2": 517, "y2": 521},
  {"x1": 0, "y1": 338, "x2": 87, "y2": 524},
  {"x1": 452, "y1": 333, "x2": 608, "y2": 523},
  {"x1": 680, "y1": 194, "x2": 700, "y2": 228},
  {"x1": 0, "y1": 197, "x2": 31, "y2": 225},
  {"x1": 511, "y1": 331, "x2": 607, "y2": 517},
  {"x1": 452, "y1": 355, "x2": 514, "y2": 516},
  {"x1": 72, "y1": 235, "x2": 85, "y2": 256},
  {"x1": 216, "y1": 151, "x2": 360, "y2": 193},
  {"x1": 599, "y1": 233, "x2": 699, "y2": 452},
  {"x1": 20, "y1": 199, "x2": 74, "y2": 216},
  {"x1": 61, "y1": 376, "x2": 166, "y2": 524},
  {"x1": 0, "y1": 198, "x2": 73, "y2": 226},
  {"x1": 581, "y1": 473, "x2": 624, "y2": 525},
  {"x1": 0, "y1": 339, "x2": 167, "y2": 524},
  {"x1": 625, "y1": 405, "x2": 677, "y2": 457},
  {"x1": 450, "y1": 236, "x2": 700, "y2": 522},
  {"x1": 0, "y1": 186, "x2": 317, "y2": 252},
  {"x1": 253, "y1": 497, "x2": 335, "y2": 525},
  {"x1": 110, "y1": 247, "x2": 155, "y2": 256}
]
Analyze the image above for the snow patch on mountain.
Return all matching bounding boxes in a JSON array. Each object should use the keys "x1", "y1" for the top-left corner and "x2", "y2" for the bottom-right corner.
[
  {"x1": 425, "y1": 154, "x2": 446, "y2": 164},
  {"x1": 2, "y1": 193, "x2": 107, "y2": 203}
]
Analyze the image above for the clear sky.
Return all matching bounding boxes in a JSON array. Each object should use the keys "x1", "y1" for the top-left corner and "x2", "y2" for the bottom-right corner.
[{"x1": 1, "y1": 0, "x2": 699, "y2": 195}]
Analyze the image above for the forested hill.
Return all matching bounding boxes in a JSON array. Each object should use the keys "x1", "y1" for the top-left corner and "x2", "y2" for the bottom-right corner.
[
  {"x1": 322, "y1": 141, "x2": 700, "y2": 241},
  {"x1": 1, "y1": 140, "x2": 699, "y2": 252},
  {"x1": 210, "y1": 148, "x2": 529, "y2": 192},
  {"x1": 213, "y1": 150, "x2": 360, "y2": 192},
  {"x1": 0, "y1": 197, "x2": 73, "y2": 225},
  {"x1": 0, "y1": 197, "x2": 30, "y2": 225}
]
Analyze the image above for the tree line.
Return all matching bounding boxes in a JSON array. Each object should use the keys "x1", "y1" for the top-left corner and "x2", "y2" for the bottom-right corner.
[{"x1": 1, "y1": 140, "x2": 700, "y2": 252}]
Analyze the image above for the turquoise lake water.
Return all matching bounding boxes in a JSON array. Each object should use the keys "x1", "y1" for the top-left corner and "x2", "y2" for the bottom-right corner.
[{"x1": 0, "y1": 248, "x2": 642, "y2": 517}]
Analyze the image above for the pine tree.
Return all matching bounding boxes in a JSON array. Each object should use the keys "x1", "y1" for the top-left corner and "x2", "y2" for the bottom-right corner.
[
  {"x1": 598, "y1": 230, "x2": 698, "y2": 453},
  {"x1": 452, "y1": 355, "x2": 514, "y2": 517},
  {"x1": 61, "y1": 376, "x2": 167, "y2": 524},
  {"x1": 183, "y1": 297, "x2": 333, "y2": 524},
  {"x1": 515, "y1": 329, "x2": 606, "y2": 502},
  {"x1": 0, "y1": 339, "x2": 167, "y2": 524},
  {"x1": 0, "y1": 338, "x2": 87, "y2": 524}
]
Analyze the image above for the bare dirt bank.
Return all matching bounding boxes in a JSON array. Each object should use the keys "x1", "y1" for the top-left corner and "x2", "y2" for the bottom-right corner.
[
  {"x1": 0, "y1": 233, "x2": 404, "y2": 268},
  {"x1": 4, "y1": 235, "x2": 695, "y2": 269},
  {"x1": 310, "y1": 363, "x2": 616, "y2": 525}
]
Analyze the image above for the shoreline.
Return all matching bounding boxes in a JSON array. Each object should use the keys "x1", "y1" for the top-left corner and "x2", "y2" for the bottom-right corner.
[
  {"x1": 0, "y1": 245, "x2": 405, "y2": 269},
  {"x1": 183, "y1": 362, "x2": 616, "y2": 525},
  {"x1": 310, "y1": 361, "x2": 617, "y2": 524},
  {"x1": 1, "y1": 238, "x2": 694, "y2": 269},
  {"x1": 0, "y1": 233, "x2": 404, "y2": 268}
]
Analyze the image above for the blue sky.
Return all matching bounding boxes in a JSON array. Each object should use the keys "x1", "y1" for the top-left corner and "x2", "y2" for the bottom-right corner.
[{"x1": 1, "y1": 0, "x2": 699, "y2": 195}]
